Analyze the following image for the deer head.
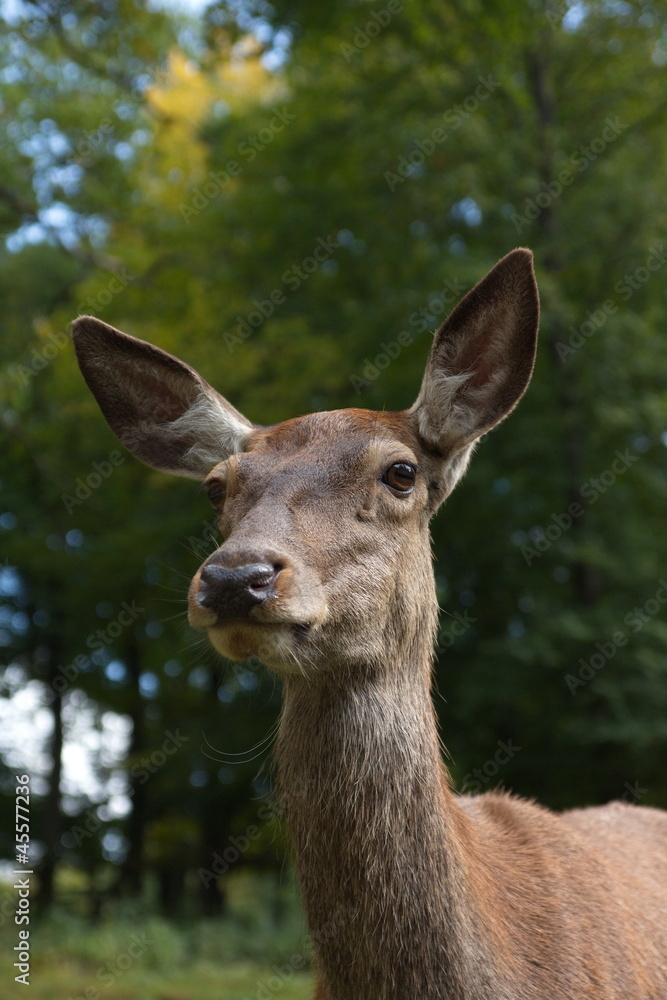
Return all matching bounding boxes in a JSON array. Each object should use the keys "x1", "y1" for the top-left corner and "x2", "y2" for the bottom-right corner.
[{"x1": 72, "y1": 249, "x2": 538, "y2": 681}]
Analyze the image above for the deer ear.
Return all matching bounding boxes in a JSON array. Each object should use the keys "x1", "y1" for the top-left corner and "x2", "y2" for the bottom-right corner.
[
  {"x1": 72, "y1": 317, "x2": 255, "y2": 479},
  {"x1": 410, "y1": 249, "x2": 539, "y2": 457}
]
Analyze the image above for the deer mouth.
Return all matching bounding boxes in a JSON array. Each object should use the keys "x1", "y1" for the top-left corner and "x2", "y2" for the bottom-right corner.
[{"x1": 204, "y1": 618, "x2": 316, "y2": 671}]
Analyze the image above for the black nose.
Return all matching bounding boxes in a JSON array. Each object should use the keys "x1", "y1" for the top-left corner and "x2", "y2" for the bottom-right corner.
[{"x1": 197, "y1": 563, "x2": 278, "y2": 622}]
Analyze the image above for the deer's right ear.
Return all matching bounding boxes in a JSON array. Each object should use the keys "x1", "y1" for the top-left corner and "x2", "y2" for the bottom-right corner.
[
  {"x1": 410, "y1": 249, "x2": 539, "y2": 461},
  {"x1": 72, "y1": 317, "x2": 255, "y2": 479}
]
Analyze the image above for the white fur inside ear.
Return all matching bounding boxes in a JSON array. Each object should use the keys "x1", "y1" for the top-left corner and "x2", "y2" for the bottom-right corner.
[
  {"x1": 410, "y1": 369, "x2": 473, "y2": 446},
  {"x1": 166, "y1": 393, "x2": 251, "y2": 470},
  {"x1": 411, "y1": 364, "x2": 509, "y2": 451},
  {"x1": 441, "y1": 442, "x2": 475, "y2": 496}
]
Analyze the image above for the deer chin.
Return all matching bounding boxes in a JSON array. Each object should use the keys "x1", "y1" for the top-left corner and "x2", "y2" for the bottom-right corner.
[{"x1": 206, "y1": 620, "x2": 317, "y2": 675}]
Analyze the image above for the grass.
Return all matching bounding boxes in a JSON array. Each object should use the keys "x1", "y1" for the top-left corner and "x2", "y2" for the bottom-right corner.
[
  {"x1": 1, "y1": 955, "x2": 313, "y2": 999},
  {"x1": 0, "y1": 872, "x2": 315, "y2": 999}
]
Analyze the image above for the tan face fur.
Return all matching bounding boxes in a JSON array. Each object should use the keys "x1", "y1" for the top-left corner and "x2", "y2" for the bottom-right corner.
[
  {"x1": 72, "y1": 248, "x2": 539, "y2": 682},
  {"x1": 187, "y1": 408, "x2": 439, "y2": 677}
]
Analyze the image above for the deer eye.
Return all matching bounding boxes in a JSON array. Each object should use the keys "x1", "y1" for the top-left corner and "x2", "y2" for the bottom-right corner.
[
  {"x1": 381, "y1": 462, "x2": 416, "y2": 494},
  {"x1": 203, "y1": 480, "x2": 226, "y2": 509}
]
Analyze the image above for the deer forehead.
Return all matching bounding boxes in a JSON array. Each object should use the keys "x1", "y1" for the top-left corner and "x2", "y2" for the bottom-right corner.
[
  {"x1": 207, "y1": 409, "x2": 424, "y2": 502},
  {"x1": 246, "y1": 408, "x2": 422, "y2": 456}
]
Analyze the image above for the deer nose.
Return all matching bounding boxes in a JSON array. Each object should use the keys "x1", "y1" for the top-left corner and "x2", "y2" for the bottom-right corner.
[{"x1": 197, "y1": 562, "x2": 279, "y2": 622}]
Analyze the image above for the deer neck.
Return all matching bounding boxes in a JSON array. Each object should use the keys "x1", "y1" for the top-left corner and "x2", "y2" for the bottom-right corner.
[{"x1": 275, "y1": 626, "x2": 503, "y2": 1000}]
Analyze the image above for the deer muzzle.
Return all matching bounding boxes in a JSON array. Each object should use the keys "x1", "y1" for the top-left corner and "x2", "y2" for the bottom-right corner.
[{"x1": 197, "y1": 562, "x2": 279, "y2": 623}]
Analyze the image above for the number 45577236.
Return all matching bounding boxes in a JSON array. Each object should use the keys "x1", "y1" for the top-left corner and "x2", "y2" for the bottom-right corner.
[{"x1": 15, "y1": 775, "x2": 30, "y2": 864}]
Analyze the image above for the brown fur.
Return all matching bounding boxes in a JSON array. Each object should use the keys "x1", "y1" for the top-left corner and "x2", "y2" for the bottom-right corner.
[{"x1": 72, "y1": 250, "x2": 667, "y2": 1000}]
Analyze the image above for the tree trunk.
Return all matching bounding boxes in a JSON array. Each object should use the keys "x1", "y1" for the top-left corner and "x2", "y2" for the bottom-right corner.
[
  {"x1": 527, "y1": 39, "x2": 600, "y2": 608},
  {"x1": 158, "y1": 861, "x2": 186, "y2": 918},
  {"x1": 119, "y1": 639, "x2": 147, "y2": 898},
  {"x1": 38, "y1": 657, "x2": 63, "y2": 913}
]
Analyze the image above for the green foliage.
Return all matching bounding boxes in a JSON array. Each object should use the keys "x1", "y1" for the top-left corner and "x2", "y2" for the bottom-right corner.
[
  {"x1": 0, "y1": 873, "x2": 312, "y2": 998},
  {"x1": 1, "y1": 0, "x2": 666, "y2": 942}
]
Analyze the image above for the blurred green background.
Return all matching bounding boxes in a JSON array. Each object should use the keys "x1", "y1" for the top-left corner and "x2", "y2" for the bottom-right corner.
[{"x1": 1, "y1": 0, "x2": 667, "y2": 996}]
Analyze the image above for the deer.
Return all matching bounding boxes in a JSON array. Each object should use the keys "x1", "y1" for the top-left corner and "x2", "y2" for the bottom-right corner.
[{"x1": 72, "y1": 248, "x2": 667, "y2": 1000}]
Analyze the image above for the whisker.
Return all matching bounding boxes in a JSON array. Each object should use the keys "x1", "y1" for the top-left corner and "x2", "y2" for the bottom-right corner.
[
  {"x1": 152, "y1": 560, "x2": 194, "y2": 581},
  {"x1": 200, "y1": 718, "x2": 280, "y2": 765},
  {"x1": 159, "y1": 610, "x2": 190, "y2": 623}
]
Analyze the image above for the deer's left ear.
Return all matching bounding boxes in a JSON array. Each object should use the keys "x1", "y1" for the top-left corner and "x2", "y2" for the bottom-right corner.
[{"x1": 409, "y1": 249, "x2": 539, "y2": 459}]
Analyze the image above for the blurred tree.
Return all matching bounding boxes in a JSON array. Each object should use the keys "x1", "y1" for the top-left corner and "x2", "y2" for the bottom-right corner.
[
  {"x1": 190, "y1": 0, "x2": 667, "y2": 807},
  {"x1": 1, "y1": 0, "x2": 666, "y2": 923}
]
